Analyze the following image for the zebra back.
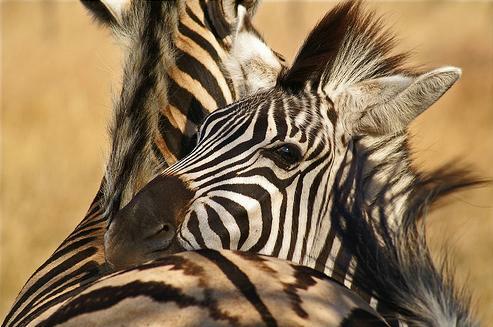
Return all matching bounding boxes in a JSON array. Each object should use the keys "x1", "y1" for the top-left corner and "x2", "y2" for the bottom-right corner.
[{"x1": 33, "y1": 250, "x2": 388, "y2": 326}]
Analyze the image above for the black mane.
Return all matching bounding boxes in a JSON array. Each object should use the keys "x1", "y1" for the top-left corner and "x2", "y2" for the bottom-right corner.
[{"x1": 278, "y1": 0, "x2": 413, "y2": 92}]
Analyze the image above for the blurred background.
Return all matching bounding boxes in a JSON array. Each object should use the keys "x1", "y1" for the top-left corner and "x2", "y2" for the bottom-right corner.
[{"x1": 1, "y1": 0, "x2": 492, "y2": 322}]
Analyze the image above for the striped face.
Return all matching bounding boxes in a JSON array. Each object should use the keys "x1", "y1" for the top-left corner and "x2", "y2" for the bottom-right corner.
[
  {"x1": 105, "y1": 88, "x2": 351, "y2": 272},
  {"x1": 170, "y1": 90, "x2": 346, "y2": 262}
]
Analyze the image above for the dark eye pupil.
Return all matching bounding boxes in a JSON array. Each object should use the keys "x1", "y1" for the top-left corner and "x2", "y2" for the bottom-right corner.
[
  {"x1": 279, "y1": 145, "x2": 292, "y2": 156},
  {"x1": 276, "y1": 144, "x2": 301, "y2": 164}
]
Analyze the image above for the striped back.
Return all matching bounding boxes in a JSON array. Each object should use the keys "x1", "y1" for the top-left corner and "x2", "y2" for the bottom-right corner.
[
  {"x1": 31, "y1": 250, "x2": 387, "y2": 326},
  {"x1": 3, "y1": 1, "x2": 284, "y2": 326}
]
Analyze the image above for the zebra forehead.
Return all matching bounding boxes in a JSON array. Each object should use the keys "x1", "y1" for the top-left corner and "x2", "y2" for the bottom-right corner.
[{"x1": 201, "y1": 87, "x2": 336, "y2": 119}]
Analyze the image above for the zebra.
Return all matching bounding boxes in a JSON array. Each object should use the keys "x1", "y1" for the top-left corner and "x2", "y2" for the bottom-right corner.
[
  {"x1": 83, "y1": 0, "x2": 284, "y2": 215},
  {"x1": 6, "y1": 166, "x2": 475, "y2": 325},
  {"x1": 101, "y1": 1, "x2": 480, "y2": 324},
  {"x1": 2, "y1": 1, "x2": 284, "y2": 326},
  {"x1": 3, "y1": 1, "x2": 479, "y2": 325}
]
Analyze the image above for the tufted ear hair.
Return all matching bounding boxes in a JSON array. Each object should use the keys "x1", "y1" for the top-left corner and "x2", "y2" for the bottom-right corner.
[
  {"x1": 278, "y1": 1, "x2": 460, "y2": 136},
  {"x1": 205, "y1": 0, "x2": 261, "y2": 41},
  {"x1": 278, "y1": 1, "x2": 355, "y2": 92},
  {"x1": 224, "y1": 5, "x2": 284, "y2": 96},
  {"x1": 331, "y1": 67, "x2": 462, "y2": 135},
  {"x1": 278, "y1": 1, "x2": 411, "y2": 94},
  {"x1": 80, "y1": 0, "x2": 129, "y2": 28}
]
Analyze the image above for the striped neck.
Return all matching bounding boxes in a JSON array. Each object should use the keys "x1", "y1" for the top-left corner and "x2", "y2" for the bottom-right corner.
[
  {"x1": 308, "y1": 133, "x2": 417, "y2": 305},
  {"x1": 3, "y1": 191, "x2": 107, "y2": 327}
]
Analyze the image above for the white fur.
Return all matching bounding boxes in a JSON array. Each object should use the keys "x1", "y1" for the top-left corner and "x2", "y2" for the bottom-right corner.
[{"x1": 223, "y1": 5, "x2": 283, "y2": 97}]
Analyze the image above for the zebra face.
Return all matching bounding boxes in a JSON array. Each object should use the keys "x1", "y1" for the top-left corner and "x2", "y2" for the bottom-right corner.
[
  {"x1": 105, "y1": 2, "x2": 462, "y2": 271},
  {"x1": 106, "y1": 89, "x2": 347, "y2": 269},
  {"x1": 168, "y1": 90, "x2": 347, "y2": 261}
]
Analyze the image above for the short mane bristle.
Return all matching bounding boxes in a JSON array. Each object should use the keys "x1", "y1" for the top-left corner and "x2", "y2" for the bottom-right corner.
[{"x1": 279, "y1": 0, "x2": 413, "y2": 92}]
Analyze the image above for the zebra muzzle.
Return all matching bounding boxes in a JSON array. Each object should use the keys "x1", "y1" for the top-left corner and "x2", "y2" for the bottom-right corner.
[{"x1": 104, "y1": 175, "x2": 194, "y2": 270}]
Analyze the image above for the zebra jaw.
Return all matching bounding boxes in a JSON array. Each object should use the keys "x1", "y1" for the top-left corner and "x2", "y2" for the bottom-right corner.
[{"x1": 105, "y1": 175, "x2": 194, "y2": 270}]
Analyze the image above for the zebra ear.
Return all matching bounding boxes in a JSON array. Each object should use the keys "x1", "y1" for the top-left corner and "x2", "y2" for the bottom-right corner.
[
  {"x1": 205, "y1": 0, "x2": 260, "y2": 41},
  {"x1": 334, "y1": 67, "x2": 462, "y2": 135},
  {"x1": 278, "y1": 2, "x2": 354, "y2": 92},
  {"x1": 80, "y1": 0, "x2": 128, "y2": 28},
  {"x1": 222, "y1": 0, "x2": 261, "y2": 18},
  {"x1": 224, "y1": 5, "x2": 284, "y2": 95}
]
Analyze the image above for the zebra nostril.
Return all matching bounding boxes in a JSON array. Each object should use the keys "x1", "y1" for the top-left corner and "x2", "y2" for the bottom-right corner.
[
  {"x1": 146, "y1": 223, "x2": 177, "y2": 255},
  {"x1": 146, "y1": 222, "x2": 175, "y2": 240}
]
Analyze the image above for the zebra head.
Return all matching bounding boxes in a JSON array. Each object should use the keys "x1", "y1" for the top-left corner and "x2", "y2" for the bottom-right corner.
[
  {"x1": 82, "y1": 0, "x2": 285, "y2": 217},
  {"x1": 105, "y1": 1, "x2": 461, "y2": 272}
]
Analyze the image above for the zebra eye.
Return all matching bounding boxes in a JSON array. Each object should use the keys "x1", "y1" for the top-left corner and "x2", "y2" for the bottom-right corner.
[{"x1": 267, "y1": 143, "x2": 303, "y2": 169}]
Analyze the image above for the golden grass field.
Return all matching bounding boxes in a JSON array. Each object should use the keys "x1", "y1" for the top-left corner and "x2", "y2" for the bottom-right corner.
[{"x1": 1, "y1": 0, "x2": 492, "y2": 322}]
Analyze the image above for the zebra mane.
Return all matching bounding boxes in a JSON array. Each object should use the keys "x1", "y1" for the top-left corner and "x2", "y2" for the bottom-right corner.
[
  {"x1": 279, "y1": 0, "x2": 412, "y2": 92},
  {"x1": 99, "y1": 1, "x2": 179, "y2": 222},
  {"x1": 331, "y1": 145, "x2": 483, "y2": 325},
  {"x1": 94, "y1": 0, "x2": 284, "y2": 225}
]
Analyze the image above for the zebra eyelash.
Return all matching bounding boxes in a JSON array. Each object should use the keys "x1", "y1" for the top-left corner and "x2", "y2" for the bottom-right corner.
[{"x1": 262, "y1": 143, "x2": 304, "y2": 171}]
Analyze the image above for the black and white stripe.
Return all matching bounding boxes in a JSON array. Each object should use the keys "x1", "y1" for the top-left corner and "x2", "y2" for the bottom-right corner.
[{"x1": 4, "y1": 1, "x2": 480, "y2": 326}]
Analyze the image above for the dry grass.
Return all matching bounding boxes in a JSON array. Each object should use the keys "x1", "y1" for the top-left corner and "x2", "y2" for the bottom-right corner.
[{"x1": 1, "y1": 1, "x2": 492, "y2": 322}]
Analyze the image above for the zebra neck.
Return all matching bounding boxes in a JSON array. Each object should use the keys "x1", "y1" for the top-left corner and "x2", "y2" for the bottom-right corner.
[
  {"x1": 354, "y1": 134, "x2": 417, "y2": 226},
  {"x1": 307, "y1": 134, "x2": 417, "y2": 303},
  {"x1": 3, "y1": 193, "x2": 108, "y2": 327}
]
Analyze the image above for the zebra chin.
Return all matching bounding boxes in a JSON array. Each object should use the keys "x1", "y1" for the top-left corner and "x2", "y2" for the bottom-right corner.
[{"x1": 104, "y1": 175, "x2": 194, "y2": 270}]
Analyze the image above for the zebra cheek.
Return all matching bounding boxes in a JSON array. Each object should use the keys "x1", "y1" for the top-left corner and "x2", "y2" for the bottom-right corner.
[{"x1": 104, "y1": 175, "x2": 194, "y2": 270}]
